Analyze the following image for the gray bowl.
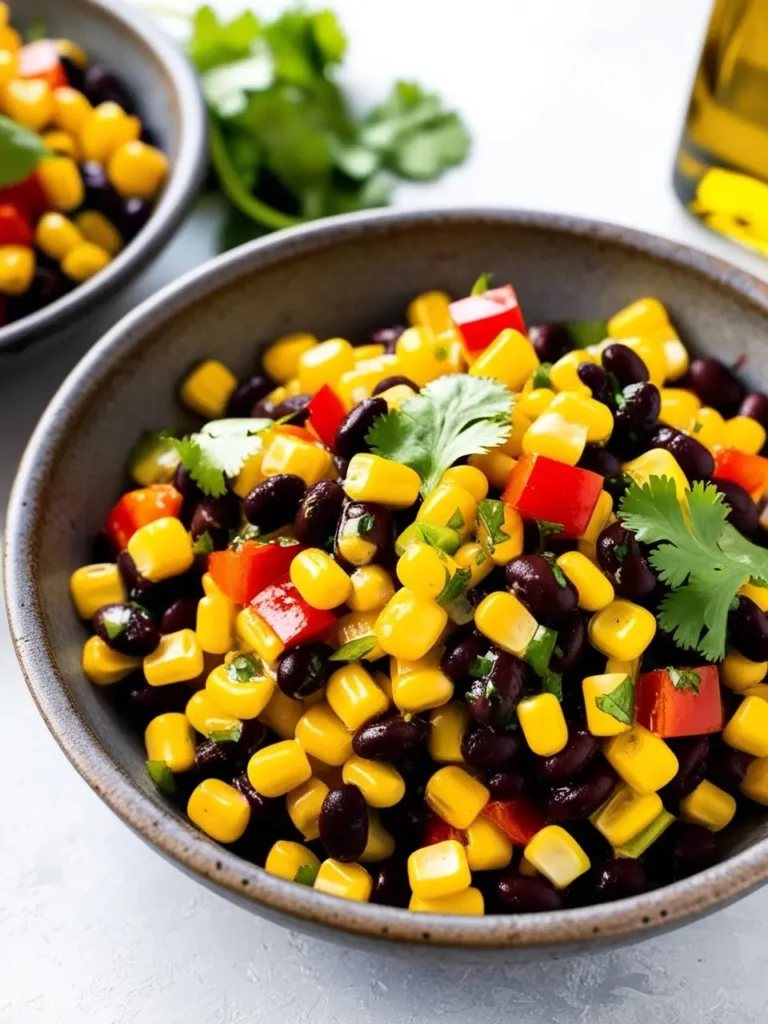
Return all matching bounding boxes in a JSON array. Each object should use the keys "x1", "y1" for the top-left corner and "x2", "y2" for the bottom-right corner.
[
  {"x1": 7, "y1": 208, "x2": 768, "y2": 958},
  {"x1": 0, "y1": 0, "x2": 207, "y2": 353}
]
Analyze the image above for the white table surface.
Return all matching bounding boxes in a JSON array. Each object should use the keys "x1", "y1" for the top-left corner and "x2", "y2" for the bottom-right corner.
[{"x1": 3, "y1": 1, "x2": 768, "y2": 1020}]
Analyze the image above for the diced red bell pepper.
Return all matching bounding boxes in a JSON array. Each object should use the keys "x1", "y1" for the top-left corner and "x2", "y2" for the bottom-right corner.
[
  {"x1": 0, "y1": 175, "x2": 48, "y2": 224},
  {"x1": 18, "y1": 40, "x2": 68, "y2": 89},
  {"x1": 306, "y1": 384, "x2": 347, "y2": 449},
  {"x1": 273, "y1": 423, "x2": 320, "y2": 444},
  {"x1": 251, "y1": 573, "x2": 336, "y2": 648},
  {"x1": 208, "y1": 538, "x2": 304, "y2": 606},
  {"x1": 481, "y1": 799, "x2": 546, "y2": 846},
  {"x1": 449, "y1": 284, "x2": 527, "y2": 353},
  {"x1": 422, "y1": 810, "x2": 466, "y2": 846},
  {"x1": 502, "y1": 453, "x2": 603, "y2": 538},
  {"x1": 104, "y1": 484, "x2": 184, "y2": 551},
  {"x1": 713, "y1": 447, "x2": 768, "y2": 501},
  {"x1": 635, "y1": 665, "x2": 722, "y2": 738},
  {"x1": 0, "y1": 204, "x2": 33, "y2": 246}
]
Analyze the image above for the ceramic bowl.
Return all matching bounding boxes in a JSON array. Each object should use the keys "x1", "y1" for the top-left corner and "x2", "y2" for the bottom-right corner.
[
  {"x1": 0, "y1": 0, "x2": 207, "y2": 353},
  {"x1": 7, "y1": 209, "x2": 768, "y2": 959}
]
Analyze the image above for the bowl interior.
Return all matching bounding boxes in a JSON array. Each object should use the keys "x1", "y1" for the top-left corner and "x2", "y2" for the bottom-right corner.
[{"x1": 10, "y1": 210, "x2": 768, "y2": 950}]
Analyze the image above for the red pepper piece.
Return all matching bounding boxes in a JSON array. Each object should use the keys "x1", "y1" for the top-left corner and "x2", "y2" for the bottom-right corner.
[
  {"x1": 481, "y1": 799, "x2": 546, "y2": 846},
  {"x1": 449, "y1": 285, "x2": 527, "y2": 352},
  {"x1": 18, "y1": 40, "x2": 68, "y2": 89},
  {"x1": 306, "y1": 384, "x2": 347, "y2": 449},
  {"x1": 422, "y1": 810, "x2": 466, "y2": 846},
  {"x1": 635, "y1": 665, "x2": 722, "y2": 738},
  {"x1": 251, "y1": 573, "x2": 336, "y2": 648},
  {"x1": 104, "y1": 484, "x2": 183, "y2": 551},
  {"x1": 0, "y1": 175, "x2": 48, "y2": 224},
  {"x1": 502, "y1": 453, "x2": 603, "y2": 538},
  {"x1": 713, "y1": 448, "x2": 768, "y2": 501},
  {"x1": 273, "y1": 423, "x2": 320, "y2": 444},
  {"x1": 208, "y1": 538, "x2": 304, "y2": 606},
  {"x1": 0, "y1": 204, "x2": 33, "y2": 246}
]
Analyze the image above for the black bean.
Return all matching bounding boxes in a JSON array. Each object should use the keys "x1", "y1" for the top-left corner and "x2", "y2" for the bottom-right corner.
[
  {"x1": 578, "y1": 443, "x2": 621, "y2": 479},
  {"x1": 577, "y1": 363, "x2": 615, "y2": 408},
  {"x1": 466, "y1": 650, "x2": 528, "y2": 728},
  {"x1": 120, "y1": 680, "x2": 190, "y2": 727},
  {"x1": 335, "y1": 501, "x2": 393, "y2": 567},
  {"x1": 93, "y1": 603, "x2": 160, "y2": 657},
  {"x1": 650, "y1": 822, "x2": 717, "y2": 883},
  {"x1": 353, "y1": 712, "x2": 428, "y2": 761},
  {"x1": 332, "y1": 455, "x2": 349, "y2": 480},
  {"x1": 251, "y1": 398, "x2": 276, "y2": 419},
  {"x1": 369, "y1": 325, "x2": 405, "y2": 353},
  {"x1": 729, "y1": 595, "x2": 768, "y2": 661},
  {"x1": 370, "y1": 860, "x2": 411, "y2": 908},
  {"x1": 117, "y1": 552, "x2": 203, "y2": 616},
  {"x1": 195, "y1": 739, "x2": 235, "y2": 778},
  {"x1": 372, "y1": 375, "x2": 418, "y2": 396},
  {"x1": 543, "y1": 762, "x2": 617, "y2": 821},
  {"x1": 687, "y1": 357, "x2": 745, "y2": 416},
  {"x1": 232, "y1": 772, "x2": 276, "y2": 821},
  {"x1": 461, "y1": 725, "x2": 521, "y2": 768},
  {"x1": 190, "y1": 493, "x2": 240, "y2": 548},
  {"x1": 739, "y1": 392, "x2": 768, "y2": 429},
  {"x1": 59, "y1": 55, "x2": 85, "y2": 91},
  {"x1": 538, "y1": 728, "x2": 600, "y2": 781},
  {"x1": 81, "y1": 161, "x2": 122, "y2": 220},
  {"x1": 597, "y1": 522, "x2": 656, "y2": 601},
  {"x1": 601, "y1": 343, "x2": 649, "y2": 386},
  {"x1": 83, "y1": 65, "x2": 136, "y2": 111},
  {"x1": 649, "y1": 425, "x2": 714, "y2": 482},
  {"x1": 319, "y1": 784, "x2": 368, "y2": 862},
  {"x1": 495, "y1": 874, "x2": 563, "y2": 913},
  {"x1": 708, "y1": 740, "x2": 753, "y2": 794},
  {"x1": 226, "y1": 375, "x2": 274, "y2": 417},
  {"x1": 271, "y1": 393, "x2": 312, "y2": 424},
  {"x1": 236, "y1": 719, "x2": 269, "y2": 760},
  {"x1": 614, "y1": 382, "x2": 660, "y2": 433},
  {"x1": 173, "y1": 463, "x2": 201, "y2": 502},
  {"x1": 119, "y1": 197, "x2": 152, "y2": 241},
  {"x1": 334, "y1": 397, "x2": 387, "y2": 460},
  {"x1": 529, "y1": 323, "x2": 571, "y2": 364},
  {"x1": 294, "y1": 480, "x2": 345, "y2": 546},
  {"x1": 244, "y1": 474, "x2": 306, "y2": 533},
  {"x1": 440, "y1": 627, "x2": 487, "y2": 684},
  {"x1": 660, "y1": 736, "x2": 710, "y2": 804},
  {"x1": 593, "y1": 858, "x2": 647, "y2": 903},
  {"x1": 713, "y1": 477, "x2": 759, "y2": 536},
  {"x1": 276, "y1": 643, "x2": 334, "y2": 699},
  {"x1": 550, "y1": 611, "x2": 589, "y2": 675},
  {"x1": 505, "y1": 554, "x2": 578, "y2": 626},
  {"x1": 487, "y1": 767, "x2": 531, "y2": 801},
  {"x1": 161, "y1": 597, "x2": 199, "y2": 634},
  {"x1": 7, "y1": 265, "x2": 70, "y2": 319}
]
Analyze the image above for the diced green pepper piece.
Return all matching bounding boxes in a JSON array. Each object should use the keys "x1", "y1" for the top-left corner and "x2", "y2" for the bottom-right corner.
[
  {"x1": 614, "y1": 809, "x2": 675, "y2": 858},
  {"x1": 523, "y1": 624, "x2": 558, "y2": 677}
]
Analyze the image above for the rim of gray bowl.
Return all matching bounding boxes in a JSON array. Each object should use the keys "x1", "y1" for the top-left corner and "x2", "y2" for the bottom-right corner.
[
  {"x1": 0, "y1": 0, "x2": 207, "y2": 353},
  {"x1": 7, "y1": 206, "x2": 768, "y2": 951}
]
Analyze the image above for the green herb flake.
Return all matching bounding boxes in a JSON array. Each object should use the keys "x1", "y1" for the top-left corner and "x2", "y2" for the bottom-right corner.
[
  {"x1": 434, "y1": 346, "x2": 448, "y2": 360},
  {"x1": 668, "y1": 667, "x2": 701, "y2": 695},
  {"x1": 175, "y1": 418, "x2": 273, "y2": 497},
  {"x1": 523, "y1": 624, "x2": 558, "y2": 678},
  {"x1": 25, "y1": 19, "x2": 47, "y2": 43},
  {"x1": 329, "y1": 635, "x2": 378, "y2": 662},
  {"x1": 537, "y1": 519, "x2": 564, "y2": 540},
  {"x1": 193, "y1": 531, "x2": 215, "y2": 556},
  {"x1": 294, "y1": 863, "x2": 319, "y2": 886},
  {"x1": 437, "y1": 567, "x2": 472, "y2": 607},
  {"x1": 146, "y1": 760, "x2": 176, "y2": 796},
  {"x1": 614, "y1": 543, "x2": 628, "y2": 563},
  {"x1": 446, "y1": 508, "x2": 464, "y2": 530},
  {"x1": 566, "y1": 320, "x2": 609, "y2": 349},
  {"x1": 227, "y1": 654, "x2": 261, "y2": 682},
  {"x1": 209, "y1": 723, "x2": 244, "y2": 743},
  {"x1": 469, "y1": 654, "x2": 494, "y2": 678},
  {"x1": 470, "y1": 271, "x2": 493, "y2": 296},
  {"x1": 416, "y1": 522, "x2": 461, "y2": 554},
  {"x1": 692, "y1": 421, "x2": 703, "y2": 434},
  {"x1": 542, "y1": 670, "x2": 563, "y2": 701},
  {"x1": 353, "y1": 513, "x2": 375, "y2": 535},
  {"x1": 475, "y1": 550, "x2": 488, "y2": 567},
  {"x1": 102, "y1": 605, "x2": 131, "y2": 641},
  {"x1": 477, "y1": 498, "x2": 510, "y2": 554},
  {"x1": 595, "y1": 675, "x2": 634, "y2": 726},
  {"x1": 532, "y1": 363, "x2": 552, "y2": 389},
  {"x1": 551, "y1": 565, "x2": 569, "y2": 589},
  {"x1": 0, "y1": 115, "x2": 50, "y2": 189}
]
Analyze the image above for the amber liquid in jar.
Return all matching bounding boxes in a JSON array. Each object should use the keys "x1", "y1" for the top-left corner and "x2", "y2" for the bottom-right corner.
[{"x1": 674, "y1": 0, "x2": 768, "y2": 255}]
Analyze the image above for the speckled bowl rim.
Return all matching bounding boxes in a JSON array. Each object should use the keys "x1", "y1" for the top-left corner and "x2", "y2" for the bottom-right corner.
[
  {"x1": 8, "y1": 207, "x2": 768, "y2": 951},
  {"x1": 0, "y1": 0, "x2": 207, "y2": 353}
]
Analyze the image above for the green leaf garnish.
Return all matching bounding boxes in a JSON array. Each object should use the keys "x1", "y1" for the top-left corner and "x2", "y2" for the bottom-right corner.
[
  {"x1": 329, "y1": 635, "x2": 378, "y2": 661},
  {"x1": 0, "y1": 116, "x2": 50, "y2": 189},
  {"x1": 537, "y1": 519, "x2": 564, "y2": 540},
  {"x1": 551, "y1": 565, "x2": 569, "y2": 589},
  {"x1": 532, "y1": 363, "x2": 552, "y2": 389},
  {"x1": 566, "y1": 320, "x2": 609, "y2": 349},
  {"x1": 209, "y1": 723, "x2": 244, "y2": 743},
  {"x1": 446, "y1": 508, "x2": 464, "y2": 531},
  {"x1": 128, "y1": 431, "x2": 180, "y2": 487},
  {"x1": 193, "y1": 531, "x2": 215, "y2": 556},
  {"x1": 294, "y1": 863, "x2": 319, "y2": 886},
  {"x1": 542, "y1": 669, "x2": 563, "y2": 701},
  {"x1": 470, "y1": 271, "x2": 493, "y2": 295},
  {"x1": 469, "y1": 654, "x2": 495, "y2": 678},
  {"x1": 352, "y1": 513, "x2": 375, "y2": 535},
  {"x1": 595, "y1": 675, "x2": 634, "y2": 725},
  {"x1": 366, "y1": 375, "x2": 513, "y2": 498},
  {"x1": 175, "y1": 418, "x2": 273, "y2": 497},
  {"x1": 146, "y1": 760, "x2": 176, "y2": 795},
  {"x1": 437, "y1": 567, "x2": 472, "y2": 607},
  {"x1": 227, "y1": 653, "x2": 261, "y2": 682},
  {"x1": 477, "y1": 498, "x2": 510, "y2": 554},
  {"x1": 101, "y1": 605, "x2": 131, "y2": 641},
  {"x1": 416, "y1": 522, "x2": 461, "y2": 554},
  {"x1": 668, "y1": 667, "x2": 701, "y2": 695},
  {"x1": 523, "y1": 625, "x2": 558, "y2": 678}
]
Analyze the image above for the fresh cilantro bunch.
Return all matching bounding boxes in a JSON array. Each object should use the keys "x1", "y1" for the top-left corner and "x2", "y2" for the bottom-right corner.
[
  {"x1": 366, "y1": 375, "x2": 513, "y2": 497},
  {"x1": 175, "y1": 417, "x2": 273, "y2": 497},
  {"x1": 619, "y1": 475, "x2": 768, "y2": 661},
  {"x1": 184, "y1": 5, "x2": 471, "y2": 248}
]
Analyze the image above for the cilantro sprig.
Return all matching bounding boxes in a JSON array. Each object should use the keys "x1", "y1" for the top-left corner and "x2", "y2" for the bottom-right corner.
[
  {"x1": 366, "y1": 375, "x2": 513, "y2": 497},
  {"x1": 619, "y1": 476, "x2": 768, "y2": 661},
  {"x1": 175, "y1": 417, "x2": 273, "y2": 497},
  {"x1": 595, "y1": 675, "x2": 634, "y2": 725},
  {"x1": 0, "y1": 116, "x2": 50, "y2": 188}
]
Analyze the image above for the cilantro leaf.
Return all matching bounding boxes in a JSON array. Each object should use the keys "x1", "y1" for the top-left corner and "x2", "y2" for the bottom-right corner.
[
  {"x1": 0, "y1": 116, "x2": 50, "y2": 188},
  {"x1": 668, "y1": 667, "x2": 701, "y2": 695},
  {"x1": 595, "y1": 675, "x2": 634, "y2": 725},
  {"x1": 175, "y1": 418, "x2": 273, "y2": 497},
  {"x1": 469, "y1": 654, "x2": 495, "y2": 679},
  {"x1": 329, "y1": 635, "x2": 378, "y2": 662},
  {"x1": 476, "y1": 498, "x2": 511, "y2": 554},
  {"x1": 566, "y1": 321, "x2": 609, "y2": 349},
  {"x1": 437, "y1": 567, "x2": 472, "y2": 607},
  {"x1": 542, "y1": 670, "x2": 563, "y2": 701},
  {"x1": 471, "y1": 272, "x2": 493, "y2": 295},
  {"x1": 228, "y1": 654, "x2": 261, "y2": 682},
  {"x1": 537, "y1": 519, "x2": 564, "y2": 540},
  {"x1": 101, "y1": 605, "x2": 131, "y2": 641},
  {"x1": 192, "y1": 531, "x2": 215, "y2": 556},
  {"x1": 532, "y1": 363, "x2": 552, "y2": 389},
  {"x1": 416, "y1": 522, "x2": 461, "y2": 554}
]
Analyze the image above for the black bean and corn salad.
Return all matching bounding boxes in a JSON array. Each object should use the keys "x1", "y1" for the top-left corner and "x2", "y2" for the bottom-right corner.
[
  {"x1": 71, "y1": 278, "x2": 768, "y2": 914},
  {"x1": 0, "y1": 4, "x2": 168, "y2": 327}
]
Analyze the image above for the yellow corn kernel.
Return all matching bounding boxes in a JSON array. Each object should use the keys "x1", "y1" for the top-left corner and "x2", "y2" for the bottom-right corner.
[
  {"x1": 583, "y1": 673, "x2": 633, "y2": 737},
  {"x1": 741, "y1": 684, "x2": 768, "y2": 702},
  {"x1": 344, "y1": 452, "x2": 421, "y2": 509},
  {"x1": 265, "y1": 839, "x2": 321, "y2": 881},
  {"x1": 409, "y1": 888, "x2": 484, "y2": 915},
  {"x1": 691, "y1": 406, "x2": 726, "y2": 451},
  {"x1": 740, "y1": 582, "x2": 768, "y2": 613},
  {"x1": 477, "y1": 501, "x2": 525, "y2": 566},
  {"x1": 408, "y1": 839, "x2": 472, "y2": 898},
  {"x1": 263, "y1": 333, "x2": 317, "y2": 383},
  {"x1": 418, "y1": 481, "x2": 477, "y2": 537},
  {"x1": 334, "y1": 609, "x2": 385, "y2": 660},
  {"x1": 326, "y1": 664, "x2": 389, "y2": 731},
  {"x1": 578, "y1": 489, "x2": 614, "y2": 562},
  {"x1": 185, "y1": 689, "x2": 240, "y2": 737},
  {"x1": 518, "y1": 854, "x2": 539, "y2": 877},
  {"x1": 359, "y1": 811, "x2": 396, "y2": 862},
  {"x1": 408, "y1": 290, "x2": 453, "y2": 333},
  {"x1": 395, "y1": 326, "x2": 456, "y2": 386},
  {"x1": 259, "y1": 689, "x2": 303, "y2": 739},
  {"x1": 396, "y1": 543, "x2": 459, "y2": 602},
  {"x1": 55, "y1": 38, "x2": 89, "y2": 68},
  {"x1": 659, "y1": 388, "x2": 701, "y2": 431},
  {"x1": 235, "y1": 607, "x2": 285, "y2": 665},
  {"x1": 475, "y1": 591, "x2": 538, "y2": 656},
  {"x1": 375, "y1": 588, "x2": 448, "y2": 661},
  {"x1": 604, "y1": 724, "x2": 679, "y2": 794},
  {"x1": 74, "y1": 209, "x2": 122, "y2": 256},
  {"x1": 557, "y1": 551, "x2": 614, "y2": 612},
  {"x1": 741, "y1": 757, "x2": 768, "y2": 805},
  {"x1": 522, "y1": 412, "x2": 588, "y2": 466},
  {"x1": 343, "y1": 756, "x2": 405, "y2": 808},
  {"x1": 297, "y1": 337, "x2": 354, "y2": 393},
  {"x1": 723, "y1": 415, "x2": 767, "y2": 455},
  {"x1": 145, "y1": 712, "x2": 195, "y2": 772},
  {"x1": 495, "y1": 404, "x2": 534, "y2": 459},
  {"x1": 143, "y1": 629, "x2": 203, "y2": 687},
  {"x1": 247, "y1": 739, "x2": 312, "y2": 797},
  {"x1": 723, "y1": 696, "x2": 768, "y2": 757},
  {"x1": 35, "y1": 210, "x2": 82, "y2": 260},
  {"x1": 36, "y1": 155, "x2": 84, "y2": 211},
  {"x1": 79, "y1": 101, "x2": 139, "y2": 162},
  {"x1": 261, "y1": 432, "x2": 332, "y2": 487},
  {"x1": 654, "y1": 330, "x2": 690, "y2": 382},
  {"x1": 195, "y1": 594, "x2": 236, "y2": 655},
  {"x1": 468, "y1": 450, "x2": 517, "y2": 490},
  {"x1": 286, "y1": 777, "x2": 329, "y2": 840},
  {"x1": 517, "y1": 693, "x2": 569, "y2": 756},
  {"x1": 465, "y1": 816, "x2": 513, "y2": 872},
  {"x1": 454, "y1": 541, "x2": 494, "y2": 589},
  {"x1": 549, "y1": 350, "x2": 594, "y2": 394},
  {"x1": 0, "y1": 244, "x2": 34, "y2": 295},
  {"x1": 347, "y1": 565, "x2": 395, "y2": 613},
  {"x1": 524, "y1": 825, "x2": 590, "y2": 889},
  {"x1": 232, "y1": 449, "x2": 267, "y2": 498},
  {"x1": 588, "y1": 599, "x2": 657, "y2": 661},
  {"x1": 439, "y1": 465, "x2": 489, "y2": 502},
  {"x1": 679, "y1": 780, "x2": 736, "y2": 832},
  {"x1": 108, "y1": 139, "x2": 168, "y2": 199},
  {"x1": 206, "y1": 661, "x2": 275, "y2": 720},
  {"x1": 428, "y1": 700, "x2": 470, "y2": 764},
  {"x1": 127, "y1": 516, "x2": 193, "y2": 582},
  {"x1": 82, "y1": 635, "x2": 140, "y2": 685},
  {"x1": 187, "y1": 779, "x2": 251, "y2": 843},
  {"x1": 290, "y1": 548, "x2": 352, "y2": 610},
  {"x1": 616, "y1": 337, "x2": 667, "y2": 388},
  {"x1": 3, "y1": 78, "x2": 53, "y2": 131},
  {"x1": 591, "y1": 784, "x2": 662, "y2": 846},
  {"x1": 469, "y1": 328, "x2": 540, "y2": 391},
  {"x1": 41, "y1": 128, "x2": 79, "y2": 159},
  {"x1": 0, "y1": 49, "x2": 16, "y2": 87},
  {"x1": 295, "y1": 703, "x2": 353, "y2": 766},
  {"x1": 519, "y1": 386, "x2": 556, "y2": 420},
  {"x1": 721, "y1": 649, "x2": 767, "y2": 691},
  {"x1": 352, "y1": 343, "x2": 385, "y2": 362},
  {"x1": 61, "y1": 241, "x2": 110, "y2": 283},
  {"x1": 425, "y1": 766, "x2": 489, "y2": 830},
  {"x1": 391, "y1": 652, "x2": 454, "y2": 713},
  {"x1": 549, "y1": 391, "x2": 614, "y2": 443},
  {"x1": 374, "y1": 670, "x2": 393, "y2": 703},
  {"x1": 378, "y1": 382, "x2": 416, "y2": 410},
  {"x1": 70, "y1": 563, "x2": 126, "y2": 619},
  {"x1": 52, "y1": 85, "x2": 91, "y2": 133},
  {"x1": 608, "y1": 297, "x2": 669, "y2": 340},
  {"x1": 179, "y1": 360, "x2": 237, "y2": 419},
  {"x1": 337, "y1": 354, "x2": 399, "y2": 406},
  {"x1": 314, "y1": 859, "x2": 372, "y2": 901},
  {"x1": 606, "y1": 656, "x2": 640, "y2": 680}
]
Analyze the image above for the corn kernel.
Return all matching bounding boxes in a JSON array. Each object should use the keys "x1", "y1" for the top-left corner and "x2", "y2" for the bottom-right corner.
[
  {"x1": 469, "y1": 328, "x2": 539, "y2": 391},
  {"x1": 295, "y1": 703, "x2": 353, "y2": 766},
  {"x1": 522, "y1": 412, "x2": 588, "y2": 466},
  {"x1": 409, "y1": 888, "x2": 484, "y2": 915},
  {"x1": 180, "y1": 360, "x2": 237, "y2": 419},
  {"x1": 465, "y1": 816, "x2": 513, "y2": 871},
  {"x1": 187, "y1": 779, "x2": 251, "y2": 843},
  {"x1": 334, "y1": 609, "x2": 385, "y2": 660},
  {"x1": 359, "y1": 811, "x2": 396, "y2": 862},
  {"x1": 408, "y1": 290, "x2": 453, "y2": 333},
  {"x1": 70, "y1": 563, "x2": 126, "y2": 619},
  {"x1": 127, "y1": 516, "x2": 193, "y2": 582},
  {"x1": 549, "y1": 391, "x2": 614, "y2": 443},
  {"x1": 578, "y1": 489, "x2": 613, "y2": 562},
  {"x1": 185, "y1": 689, "x2": 240, "y2": 738},
  {"x1": 289, "y1": 548, "x2": 352, "y2": 610},
  {"x1": 262, "y1": 432, "x2": 332, "y2": 486},
  {"x1": 206, "y1": 662, "x2": 275, "y2": 720},
  {"x1": 655, "y1": 331, "x2": 690, "y2": 381},
  {"x1": 259, "y1": 689, "x2": 303, "y2": 738},
  {"x1": 395, "y1": 326, "x2": 458, "y2": 386},
  {"x1": 740, "y1": 582, "x2": 768, "y2": 612},
  {"x1": 723, "y1": 415, "x2": 767, "y2": 455},
  {"x1": 723, "y1": 696, "x2": 768, "y2": 757},
  {"x1": 583, "y1": 673, "x2": 633, "y2": 737},
  {"x1": 196, "y1": 593, "x2": 236, "y2": 654},
  {"x1": 517, "y1": 693, "x2": 569, "y2": 756},
  {"x1": 344, "y1": 452, "x2": 420, "y2": 509},
  {"x1": 375, "y1": 588, "x2": 447, "y2": 661},
  {"x1": 557, "y1": 550, "x2": 614, "y2": 611},
  {"x1": 108, "y1": 140, "x2": 168, "y2": 199},
  {"x1": 519, "y1": 386, "x2": 556, "y2": 420},
  {"x1": 52, "y1": 85, "x2": 92, "y2": 133},
  {"x1": 326, "y1": 664, "x2": 389, "y2": 731},
  {"x1": 608, "y1": 297, "x2": 669, "y2": 339},
  {"x1": 286, "y1": 777, "x2": 329, "y2": 840},
  {"x1": 74, "y1": 209, "x2": 123, "y2": 256},
  {"x1": 741, "y1": 684, "x2": 768, "y2": 702},
  {"x1": 476, "y1": 501, "x2": 524, "y2": 566},
  {"x1": 418, "y1": 481, "x2": 477, "y2": 537},
  {"x1": 391, "y1": 652, "x2": 454, "y2": 713},
  {"x1": 692, "y1": 406, "x2": 726, "y2": 451},
  {"x1": 265, "y1": 840, "x2": 320, "y2": 881},
  {"x1": 314, "y1": 859, "x2": 372, "y2": 901},
  {"x1": 3, "y1": 78, "x2": 53, "y2": 130},
  {"x1": 408, "y1": 839, "x2": 471, "y2": 899},
  {"x1": 588, "y1": 599, "x2": 657, "y2": 661},
  {"x1": 396, "y1": 543, "x2": 459, "y2": 602},
  {"x1": 549, "y1": 350, "x2": 594, "y2": 394},
  {"x1": 524, "y1": 825, "x2": 590, "y2": 889},
  {"x1": 659, "y1": 388, "x2": 701, "y2": 431},
  {"x1": 0, "y1": 49, "x2": 16, "y2": 87},
  {"x1": 145, "y1": 712, "x2": 195, "y2": 772},
  {"x1": 347, "y1": 565, "x2": 395, "y2": 613},
  {"x1": 679, "y1": 779, "x2": 736, "y2": 832},
  {"x1": 55, "y1": 38, "x2": 89, "y2": 68},
  {"x1": 247, "y1": 739, "x2": 312, "y2": 797},
  {"x1": 606, "y1": 656, "x2": 640, "y2": 680},
  {"x1": 82, "y1": 635, "x2": 140, "y2": 685},
  {"x1": 41, "y1": 128, "x2": 79, "y2": 159},
  {"x1": 297, "y1": 337, "x2": 354, "y2": 393},
  {"x1": 425, "y1": 766, "x2": 489, "y2": 830},
  {"x1": 236, "y1": 607, "x2": 285, "y2": 665},
  {"x1": 144, "y1": 629, "x2": 203, "y2": 686},
  {"x1": 591, "y1": 784, "x2": 663, "y2": 846},
  {"x1": 468, "y1": 450, "x2": 517, "y2": 490},
  {"x1": 36, "y1": 155, "x2": 84, "y2": 211},
  {"x1": 439, "y1": 465, "x2": 489, "y2": 502},
  {"x1": 604, "y1": 724, "x2": 679, "y2": 794},
  {"x1": 615, "y1": 337, "x2": 666, "y2": 388},
  {"x1": 337, "y1": 355, "x2": 399, "y2": 406},
  {"x1": 475, "y1": 591, "x2": 538, "y2": 656},
  {"x1": 61, "y1": 241, "x2": 110, "y2": 282},
  {"x1": 454, "y1": 541, "x2": 494, "y2": 589},
  {"x1": 0, "y1": 244, "x2": 34, "y2": 295},
  {"x1": 341, "y1": 756, "x2": 404, "y2": 810},
  {"x1": 378, "y1": 382, "x2": 416, "y2": 410},
  {"x1": 79, "y1": 102, "x2": 139, "y2": 162},
  {"x1": 263, "y1": 333, "x2": 317, "y2": 383},
  {"x1": 741, "y1": 757, "x2": 768, "y2": 805},
  {"x1": 721, "y1": 648, "x2": 767, "y2": 691},
  {"x1": 35, "y1": 211, "x2": 82, "y2": 260},
  {"x1": 518, "y1": 855, "x2": 539, "y2": 877},
  {"x1": 428, "y1": 700, "x2": 470, "y2": 764}
]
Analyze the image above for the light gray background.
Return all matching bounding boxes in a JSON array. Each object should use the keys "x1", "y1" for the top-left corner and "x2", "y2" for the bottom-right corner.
[{"x1": 2, "y1": 0, "x2": 768, "y2": 1020}]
